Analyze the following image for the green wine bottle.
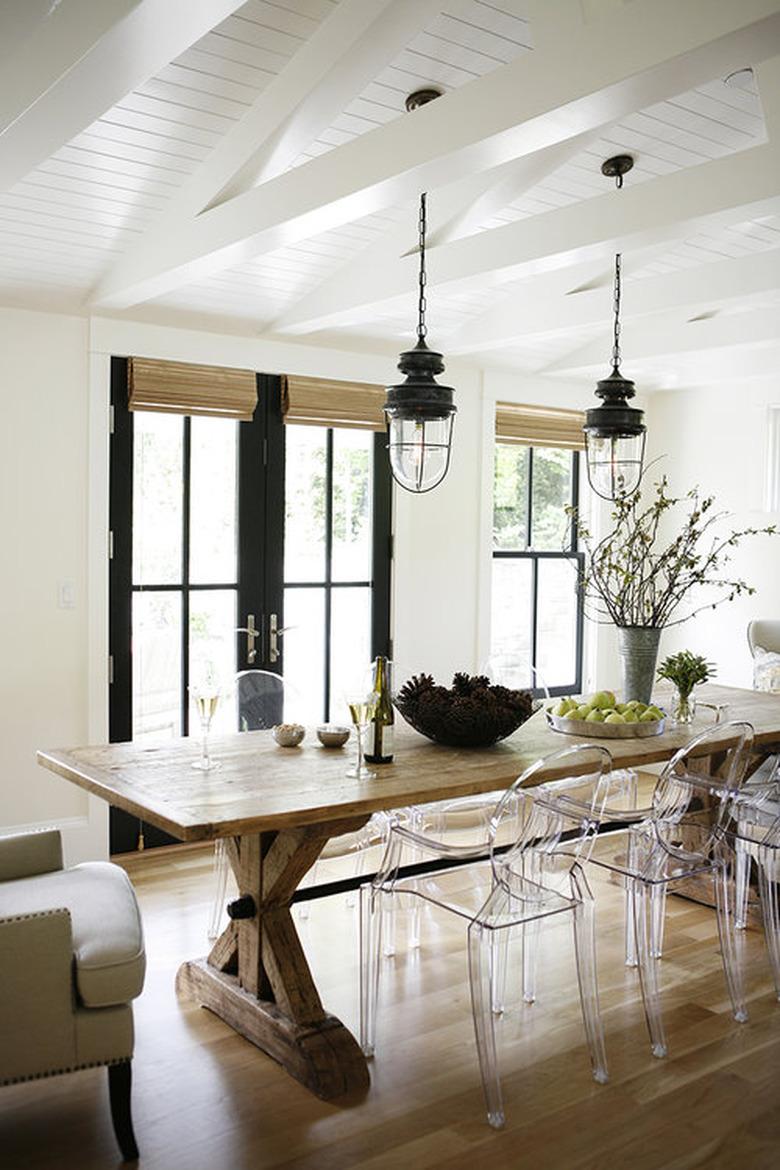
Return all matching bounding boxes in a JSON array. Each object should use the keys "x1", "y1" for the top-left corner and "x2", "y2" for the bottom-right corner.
[{"x1": 364, "y1": 656, "x2": 394, "y2": 764}]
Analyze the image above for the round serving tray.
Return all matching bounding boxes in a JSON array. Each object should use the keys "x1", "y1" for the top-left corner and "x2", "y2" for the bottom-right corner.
[{"x1": 546, "y1": 711, "x2": 666, "y2": 739}]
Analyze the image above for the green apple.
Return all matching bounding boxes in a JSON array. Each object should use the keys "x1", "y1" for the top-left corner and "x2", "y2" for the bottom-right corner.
[
  {"x1": 634, "y1": 702, "x2": 648, "y2": 714},
  {"x1": 553, "y1": 699, "x2": 572, "y2": 717},
  {"x1": 645, "y1": 706, "x2": 664, "y2": 721},
  {"x1": 574, "y1": 705, "x2": 592, "y2": 720},
  {"x1": 564, "y1": 709, "x2": 580, "y2": 720},
  {"x1": 604, "y1": 711, "x2": 626, "y2": 724},
  {"x1": 624, "y1": 700, "x2": 641, "y2": 710},
  {"x1": 615, "y1": 703, "x2": 628, "y2": 714},
  {"x1": 639, "y1": 710, "x2": 658, "y2": 722},
  {"x1": 622, "y1": 709, "x2": 638, "y2": 723},
  {"x1": 586, "y1": 708, "x2": 605, "y2": 722}
]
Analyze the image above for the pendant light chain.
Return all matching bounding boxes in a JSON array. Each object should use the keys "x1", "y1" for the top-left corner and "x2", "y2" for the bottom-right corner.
[
  {"x1": 612, "y1": 252, "x2": 622, "y2": 372},
  {"x1": 417, "y1": 192, "x2": 428, "y2": 341}
]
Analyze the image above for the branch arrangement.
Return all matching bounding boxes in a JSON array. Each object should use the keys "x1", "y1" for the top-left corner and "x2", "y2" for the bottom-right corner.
[{"x1": 568, "y1": 477, "x2": 776, "y2": 629}]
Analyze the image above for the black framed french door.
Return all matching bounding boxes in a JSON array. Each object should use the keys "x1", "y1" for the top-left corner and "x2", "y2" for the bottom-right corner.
[{"x1": 108, "y1": 359, "x2": 391, "y2": 854}]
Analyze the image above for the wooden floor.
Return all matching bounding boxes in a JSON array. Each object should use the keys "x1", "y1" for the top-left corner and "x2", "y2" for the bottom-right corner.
[{"x1": 1, "y1": 842, "x2": 779, "y2": 1170}]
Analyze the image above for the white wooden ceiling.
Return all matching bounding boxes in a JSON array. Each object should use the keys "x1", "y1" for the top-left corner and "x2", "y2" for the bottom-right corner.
[{"x1": 1, "y1": 0, "x2": 779, "y2": 390}]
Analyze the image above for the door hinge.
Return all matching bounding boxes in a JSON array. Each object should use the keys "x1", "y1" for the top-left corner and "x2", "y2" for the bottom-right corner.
[
  {"x1": 109, "y1": 404, "x2": 115, "y2": 435},
  {"x1": 108, "y1": 530, "x2": 114, "y2": 560},
  {"x1": 108, "y1": 655, "x2": 114, "y2": 685}
]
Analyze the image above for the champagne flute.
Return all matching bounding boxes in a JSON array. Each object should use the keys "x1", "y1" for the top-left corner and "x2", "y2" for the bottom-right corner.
[
  {"x1": 345, "y1": 691, "x2": 378, "y2": 780},
  {"x1": 190, "y1": 684, "x2": 221, "y2": 771}
]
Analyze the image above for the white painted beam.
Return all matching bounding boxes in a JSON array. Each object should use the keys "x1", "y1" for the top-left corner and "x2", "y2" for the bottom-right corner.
[
  {"x1": 449, "y1": 247, "x2": 780, "y2": 355},
  {"x1": 276, "y1": 140, "x2": 780, "y2": 334},
  {"x1": 203, "y1": 0, "x2": 445, "y2": 212},
  {"x1": 545, "y1": 306, "x2": 780, "y2": 372},
  {"x1": 91, "y1": 0, "x2": 780, "y2": 310},
  {"x1": 0, "y1": 0, "x2": 246, "y2": 194}
]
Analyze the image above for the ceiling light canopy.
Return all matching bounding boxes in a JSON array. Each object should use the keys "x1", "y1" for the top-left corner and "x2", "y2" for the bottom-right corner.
[{"x1": 583, "y1": 154, "x2": 647, "y2": 501}]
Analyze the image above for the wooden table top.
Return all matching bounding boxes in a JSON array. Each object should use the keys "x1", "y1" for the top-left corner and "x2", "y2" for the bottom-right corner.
[{"x1": 37, "y1": 685, "x2": 780, "y2": 843}]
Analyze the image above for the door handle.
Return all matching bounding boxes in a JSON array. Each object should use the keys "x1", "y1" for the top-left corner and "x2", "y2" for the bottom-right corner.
[
  {"x1": 236, "y1": 614, "x2": 259, "y2": 665},
  {"x1": 268, "y1": 613, "x2": 293, "y2": 665}
]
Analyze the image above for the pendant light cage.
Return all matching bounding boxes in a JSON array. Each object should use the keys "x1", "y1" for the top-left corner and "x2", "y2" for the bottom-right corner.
[
  {"x1": 384, "y1": 192, "x2": 456, "y2": 494},
  {"x1": 583, "y1": 155, "x2": 646, "y2": 501}
]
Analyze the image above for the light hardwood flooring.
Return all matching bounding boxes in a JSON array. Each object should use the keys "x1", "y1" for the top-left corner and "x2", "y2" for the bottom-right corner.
[{"x1": 1, "y1": 842, "x2": 778, "y2": 1170}]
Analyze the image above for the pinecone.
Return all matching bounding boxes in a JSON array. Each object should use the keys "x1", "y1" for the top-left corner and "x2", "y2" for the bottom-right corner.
[{"x1": 395, "y1": 672, "x2": 533, "y2": 747}]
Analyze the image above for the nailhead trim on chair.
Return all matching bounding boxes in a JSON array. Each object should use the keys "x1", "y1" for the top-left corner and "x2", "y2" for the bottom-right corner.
[{"x1": 1, "y1": 1058, "x2": 131, "y2": 1087}]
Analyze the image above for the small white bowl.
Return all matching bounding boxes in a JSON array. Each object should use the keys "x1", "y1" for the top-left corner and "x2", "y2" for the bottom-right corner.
[
  {"x1": 316, "y1": 724, "x2": 351, "y2": 748},
  {"x1": 272, "y1": 723, "x2": 305, "y2": 747}
]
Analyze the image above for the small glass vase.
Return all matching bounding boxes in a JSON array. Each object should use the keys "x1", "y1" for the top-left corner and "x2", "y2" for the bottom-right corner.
[{"x1": 672, "y1": 689, "x2": 696, "y2": 725}]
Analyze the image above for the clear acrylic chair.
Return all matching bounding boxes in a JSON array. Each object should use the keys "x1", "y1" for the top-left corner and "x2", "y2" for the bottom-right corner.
[
  {"x1": 562, "y1": 720, "x2": 755, "y2": 1058},
  {"x1": 734, "y1": 757, "x2": 780, "y2": 929},
  {"x1": 729, "y1": 800, "x2": 780, "y2": 1000},
  {"x1": 360, "y1": 743, "x2": 616, "y2": 1129}
]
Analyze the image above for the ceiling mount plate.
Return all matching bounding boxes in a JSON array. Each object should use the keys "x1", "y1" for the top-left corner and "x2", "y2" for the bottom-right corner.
[
  {"x1": 601, "y1": 154, "x2": 635, "y2": 180},
  {"x1": 405, "y1": 88, "x2": 444, "y2": 112}
]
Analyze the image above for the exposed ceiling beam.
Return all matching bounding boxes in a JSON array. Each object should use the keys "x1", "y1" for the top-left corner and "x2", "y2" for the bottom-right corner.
[
  {"x1": 276, "y1": 140, "x2": 780, "y2": 334},
  {"x1": 158, "y1": 0, "x2": 445, "y2": 220},
  {"x1": 0, "y1": 0, "x2": 245, "y2": 195},
  {"x1": 448, "y1": 247, "x2": 780, "y2": 355},
  {"x1": 90, "y1": 0, "x2": 780, "y2": 310},
  {"x1": 417, "y1": 131, "x2": 600, "y2": 250},
  {"x1": 545, "y1": 306, "x2": 780, "y2": 373}
]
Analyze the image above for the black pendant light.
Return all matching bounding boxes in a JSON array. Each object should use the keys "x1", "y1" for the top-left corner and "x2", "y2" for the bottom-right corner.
[
  {"x1": 384, "y1": 191, "x2": 456, "y2": 494},
  {"x1": 583, "y1": 154, "x2": 646, "y2": 501}
]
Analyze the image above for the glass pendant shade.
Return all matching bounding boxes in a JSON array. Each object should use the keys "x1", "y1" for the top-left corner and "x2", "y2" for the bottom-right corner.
[
  {"x1": 585, "y1": 430, "x2": 646, "y2": 499},
  {"x1": 387, "y1": 413, "x2": 455, "y2": 493}
]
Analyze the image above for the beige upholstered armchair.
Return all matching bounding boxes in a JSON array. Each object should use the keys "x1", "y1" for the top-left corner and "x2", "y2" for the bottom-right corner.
[{"x1": 0, "y1": 829, "x2": 146, "y2": 1160}]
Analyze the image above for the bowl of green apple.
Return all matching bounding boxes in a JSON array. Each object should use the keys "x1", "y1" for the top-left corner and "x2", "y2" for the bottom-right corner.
[{"x1": 546, "y1": 691, "x2": 666, "y2": 738}]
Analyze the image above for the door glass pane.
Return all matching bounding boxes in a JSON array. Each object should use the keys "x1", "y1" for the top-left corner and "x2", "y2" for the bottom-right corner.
[
  {"x1": 133, "y1": 412, "x2": 183, "y2": 584},
  {"x1": 284, "y1": 426, "x2": 327, "y2": 582},
  {"x1": 132, "y1": 591, "x2": 181, "y2": 741},
  {"x1": 189, "y1": 589, "x2": 237, "y2": 734},
  {"x1": 332, "y1": 430, "x2": 372, "y2": 582},
  {"x1": 330, "y1": 587, "x2": 372, "y2": 704},
  {"x1": 490, "y1": 560, "x2": 533, "y2": 689},
  {"x1": 493, "y1": 444, "x2": 529, "y2": 550},
  {"x1": 189, "y1": 417, "x2": 238, "y2": 585},
  {"x1": 531, "y1": 447, "x2": 573, "y2": 550},
  {"x1": 283, "y1": 587, "x2": 326, "y2": 724},
  {"x1": 536, "y1": 559, "x2": 579, "y2": 689}
]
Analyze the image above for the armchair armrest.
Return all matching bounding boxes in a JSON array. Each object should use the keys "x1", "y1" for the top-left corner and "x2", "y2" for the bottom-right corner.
[
  {"x1": 0, "y1": 830, "x2": 63, "y2": 882},
  {"x1": 0, "y1": 908, "x2": 77, "y2": 1083}
]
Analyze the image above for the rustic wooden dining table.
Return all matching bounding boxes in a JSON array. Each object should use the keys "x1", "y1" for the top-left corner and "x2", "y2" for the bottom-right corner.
[{"x1": 37, "y1": 684, "x2": 780, "y2": 1102}]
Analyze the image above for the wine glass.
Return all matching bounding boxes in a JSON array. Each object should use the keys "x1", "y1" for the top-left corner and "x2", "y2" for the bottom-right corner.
[
  {"x1": 190, "y1": 684, "x2": 221, "y2": 772},
  {"x1": 345, "y1": 691, "x2": 378, "y2": 780}
]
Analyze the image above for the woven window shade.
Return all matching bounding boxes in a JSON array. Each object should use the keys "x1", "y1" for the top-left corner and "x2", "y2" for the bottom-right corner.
[
  {"x1": 128, "y1": 357, "x2": 257, "y2": 420},
  {"x1": 495, "y1": 402, "x2": 585, "y2": 451},
  {"x1": 282, "y1": 374, "x2": 386, "y2": 431}
]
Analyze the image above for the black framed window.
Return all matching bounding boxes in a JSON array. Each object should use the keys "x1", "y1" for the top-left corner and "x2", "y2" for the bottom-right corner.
[{"x1": 490, "y1": 444, "x2": 583, "y2": 696}]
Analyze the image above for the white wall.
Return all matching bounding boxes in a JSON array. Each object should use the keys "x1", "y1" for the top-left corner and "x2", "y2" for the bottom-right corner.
[
  {"x1": 645, "y1": 375, "x2": 780, "y2": 686},
  {"x1": 0, "y1": 307, "x2": 106, "y2": 862}
]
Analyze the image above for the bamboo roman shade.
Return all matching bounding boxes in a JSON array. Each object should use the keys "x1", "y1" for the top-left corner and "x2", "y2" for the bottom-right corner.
[
  {"x1": 128, "y1": 357, "x2": 257, "y2": 420},
  {"x1": 282, "y1": 374, "x2": 386, "y2": 431},
  {"x1": 495, "y1": 402, "x2": 585, "y2": 451}
]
